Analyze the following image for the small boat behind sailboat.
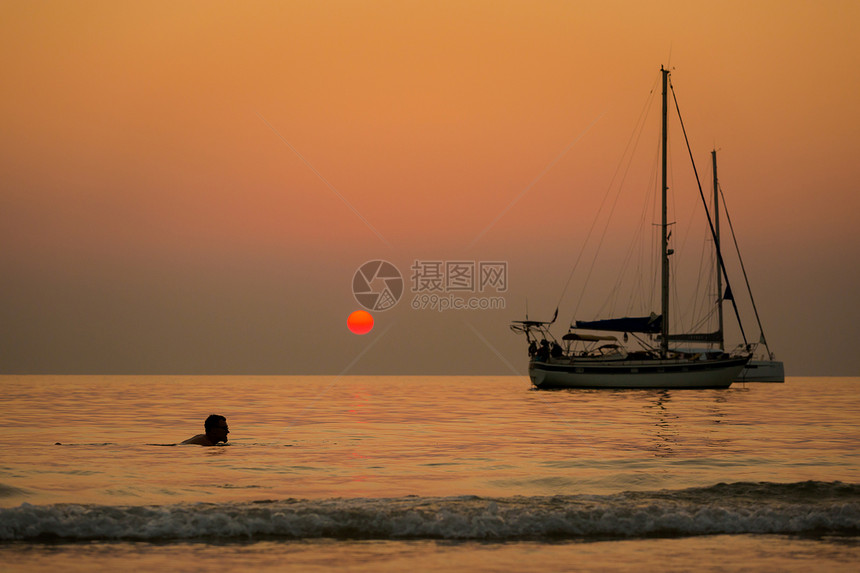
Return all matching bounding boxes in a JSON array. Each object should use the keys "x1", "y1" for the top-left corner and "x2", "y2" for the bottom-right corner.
[
  {"x1": 711, "y1": 150, "x2": 785, "y2": 383},
  {"x1": 739, "y1": 359, "x2": 785, "y2": 382}
]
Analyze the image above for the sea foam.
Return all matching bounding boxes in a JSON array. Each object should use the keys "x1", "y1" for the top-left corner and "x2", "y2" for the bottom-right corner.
[{"x1": 2, "y1": 481, "x2": 858, "y2": 542}]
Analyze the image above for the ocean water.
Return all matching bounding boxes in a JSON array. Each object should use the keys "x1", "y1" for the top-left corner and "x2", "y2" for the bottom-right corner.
[{"x1": 1, "y1": 375, "x2": 858, "y2": 571}]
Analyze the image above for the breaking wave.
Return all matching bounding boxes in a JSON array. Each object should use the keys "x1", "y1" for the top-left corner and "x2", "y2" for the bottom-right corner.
[{"x1": 2, "y1": 481, "x2": 858, "y2": 542}]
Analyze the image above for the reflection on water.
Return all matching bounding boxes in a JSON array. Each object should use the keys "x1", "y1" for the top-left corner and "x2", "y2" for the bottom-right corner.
[
  {"x1": 1, "y1": 376, "x2": 859, "y2": 506},
  {"x1": 2, "y1": 535, "x2": 860, "y2": 573},
  {"x1": 638, "y1": 389, "x2": 733, "y2": 458},
  {"x1": 644, "y1": 390, "x2": 679, "y2": 457}
]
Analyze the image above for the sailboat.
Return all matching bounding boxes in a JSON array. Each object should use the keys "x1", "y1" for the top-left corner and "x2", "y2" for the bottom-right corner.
[
  {"x1": 708, "y1": 151, "x2": 785, "y2": 383},
  {"x1": 511, "y1": 67, "x2": 752, "y2": 389},
  {"x1": 740, "y1": 358, "x2": 785, "y2": 382}
]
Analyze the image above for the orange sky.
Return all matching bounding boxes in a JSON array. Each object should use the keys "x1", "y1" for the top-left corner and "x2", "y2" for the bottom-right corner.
[{"x1": 1, "y1": 0, "x2": 858, "y2": 375}]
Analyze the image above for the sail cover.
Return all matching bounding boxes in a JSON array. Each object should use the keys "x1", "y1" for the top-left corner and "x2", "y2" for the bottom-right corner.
[
  {"x1": 562, "y1": 333, "x2": 618, "y2": 342},
  {"x1": 575, "y1": 314, "x2": 662, "y2": 333},
  {"x1": 664, "y1": 331, "x2": 722, "y2": 342}
]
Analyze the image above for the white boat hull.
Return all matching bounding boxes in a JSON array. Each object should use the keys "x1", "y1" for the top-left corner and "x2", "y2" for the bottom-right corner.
[
  {"x1": 737, "y1": 360, "x2": 785, "y2": 383},
  {"x1": 529, "y1": 356, "x2": 749, "y2": 389}
]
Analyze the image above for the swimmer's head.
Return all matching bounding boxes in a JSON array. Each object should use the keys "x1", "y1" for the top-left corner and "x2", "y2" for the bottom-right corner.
[{"x1": 204, "y1": 414, "x2": 229, "y2": 443}]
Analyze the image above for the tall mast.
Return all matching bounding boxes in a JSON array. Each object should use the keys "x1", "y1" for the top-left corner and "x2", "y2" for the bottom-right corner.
[
  {"x1": 660, "y1": 66, "x2": 670, "y2": 356},
  {"x1": 713, "y1": 150, "x2": 725, "y2": 350}
]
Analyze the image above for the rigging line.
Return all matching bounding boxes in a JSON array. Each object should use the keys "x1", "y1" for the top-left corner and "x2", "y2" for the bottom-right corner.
[
  {"x1": 566, "y1": 77, "x2": 660, "y2": 323},
  {"x1": 606, "y1": 154, "x2": 658, "y2": 321},
  {"x1": 652, "y1": 143, "x2": 662, "y2": 303},
  {"x1": 689, "y1": 228, "x2": 713, "y2": 328},
  {"x1": 719, "y1": 182, "x2": 772, "y2": 356},
  {"x1": 675, "y1": 155, "x2": 703, "y2": 261},
  {"x1": 255, "y1": 111, "x2": 392, "y2": 249},
  {"x1": 467, "y1": 113, "x2": 604, "y2": 250},
  {"x1": 604, "y1": 83, "x2": 662, "y2": 305},
  {"x1": 688, "y1": 162, "x2": 720, "y2": 331},
  {"x1": 682, "y1": 199, "x2": 713, "y2": 331},
  {"x1": 668, "y1": 81, "x2": 748, "y2": 345},
  {"x1": 687, "y1": 304, "x2": 718, "y2": 333},
  {"x1": 464, "y1": 321, "x2": 522, "y2": 376},
  {"x1": 647, "y1": 143, "x2": 661, "y2": 310},
  {"x1": 636, "y1": 150, "x2": 662, "y2": 315},
  {"x1": 670, "y1": 253, "x2": 684, "y2": 334},
  {"x1": 611, "y1": 141, "x2": 661, "y2": 319}
]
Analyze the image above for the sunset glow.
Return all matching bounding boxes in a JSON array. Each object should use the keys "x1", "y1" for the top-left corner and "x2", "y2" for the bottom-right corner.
[{"x1": 1, "y1": 1, "x2": 858, "y2": 375}]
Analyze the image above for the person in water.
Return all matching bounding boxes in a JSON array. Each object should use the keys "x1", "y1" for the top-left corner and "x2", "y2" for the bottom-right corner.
[{"x1": 181, "y1": 414, "x2": 230, "y2": 445}]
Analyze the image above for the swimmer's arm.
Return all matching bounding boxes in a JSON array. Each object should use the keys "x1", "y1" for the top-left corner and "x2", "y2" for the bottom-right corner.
[{"x1": 180, "y1": 434, "x2": 213, "y2": 445}]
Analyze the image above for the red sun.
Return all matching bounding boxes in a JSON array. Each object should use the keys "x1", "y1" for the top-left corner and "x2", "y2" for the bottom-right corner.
[{"x1": 347, "y1": 310, "x2": 374, "y2": 335}]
